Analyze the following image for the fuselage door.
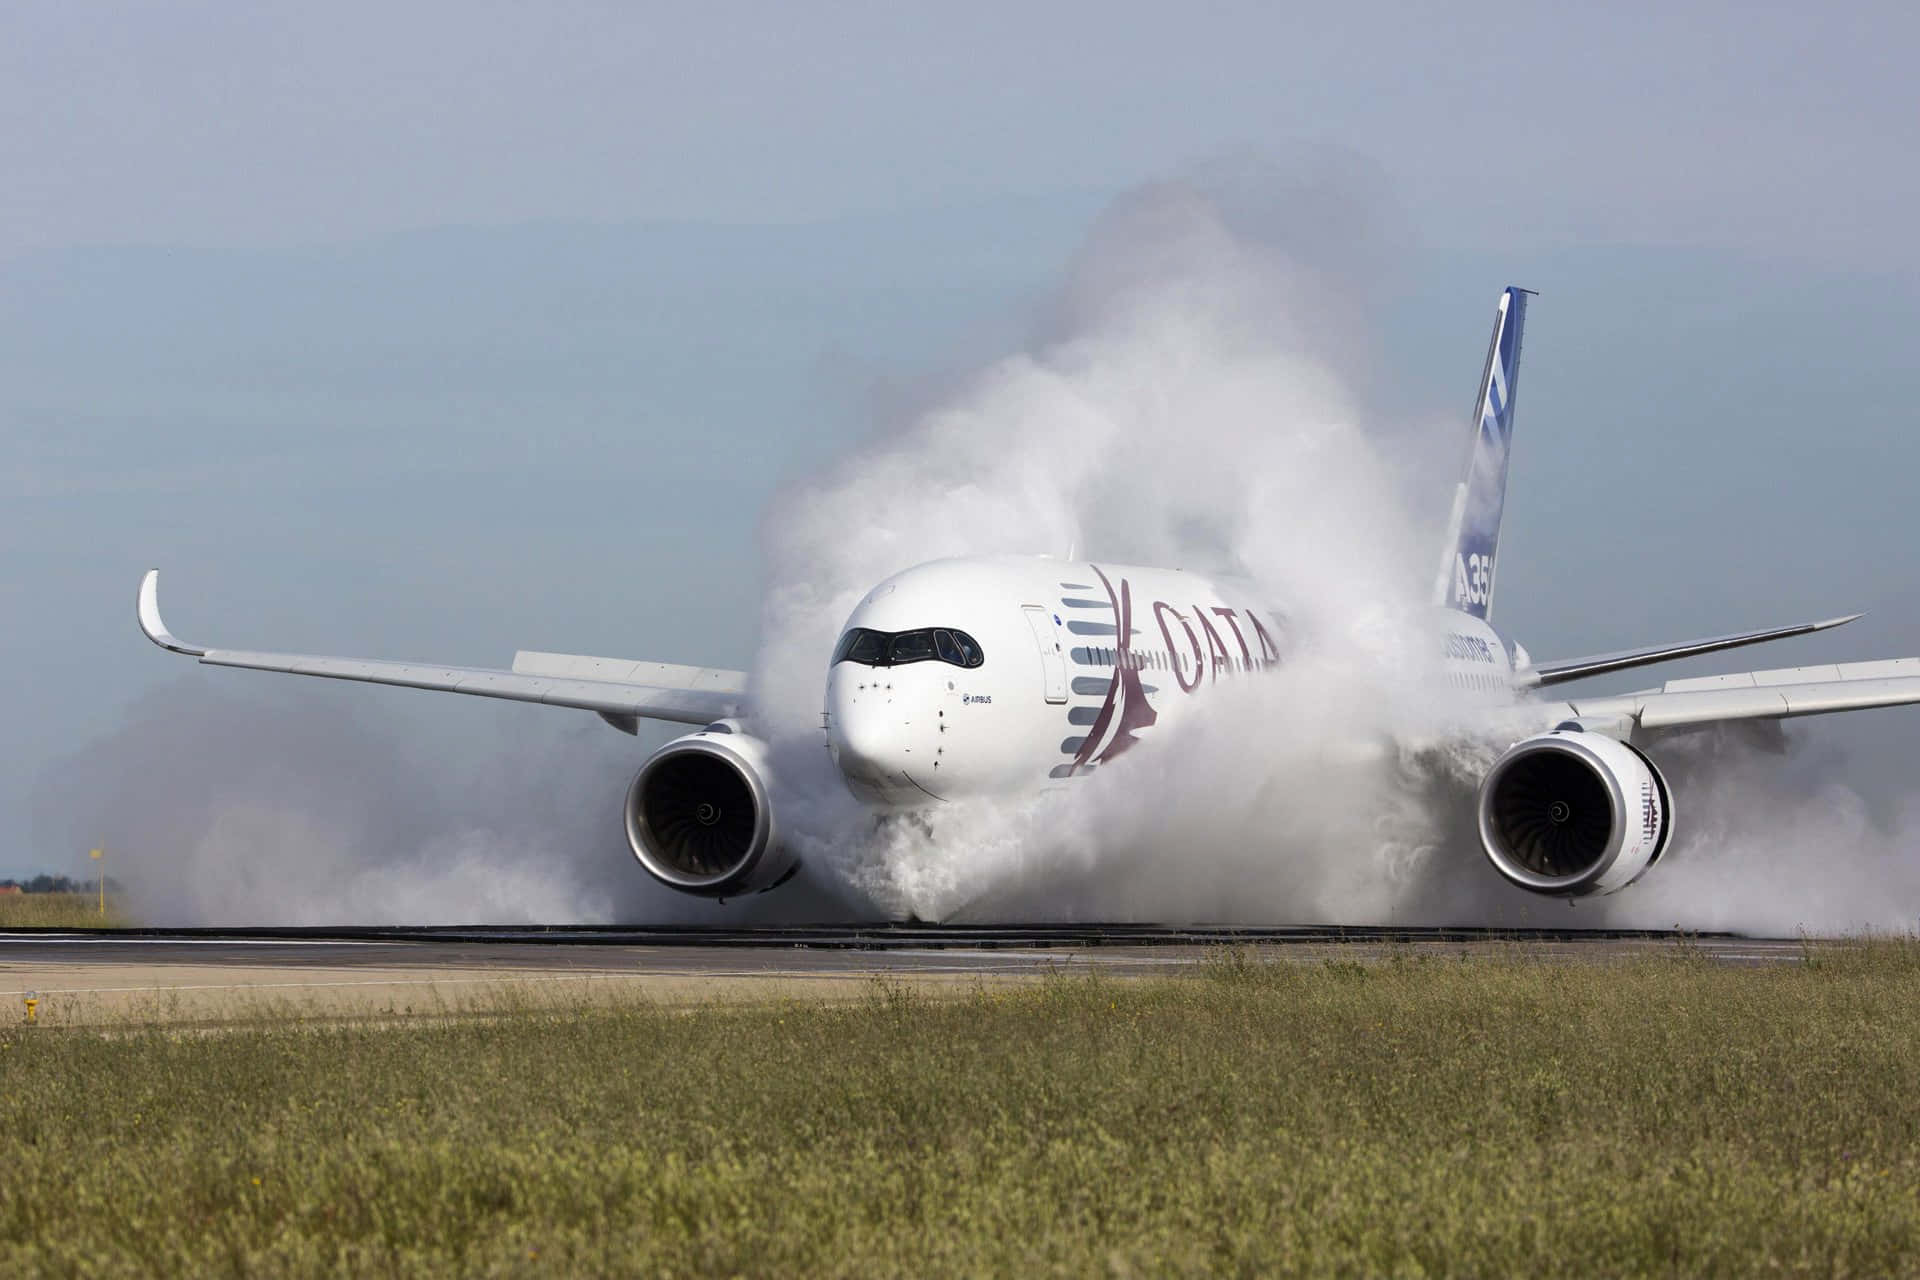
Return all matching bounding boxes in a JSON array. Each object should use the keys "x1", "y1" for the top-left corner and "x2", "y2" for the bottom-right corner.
[{"x1": 1021, "y1": 605, "x2": 1069, "y2": 704}]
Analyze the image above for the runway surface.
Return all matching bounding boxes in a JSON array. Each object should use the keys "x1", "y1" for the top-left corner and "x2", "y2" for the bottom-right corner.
[{"x1": 0, "y1": 924, "x2": 1814, "y2": 1026}]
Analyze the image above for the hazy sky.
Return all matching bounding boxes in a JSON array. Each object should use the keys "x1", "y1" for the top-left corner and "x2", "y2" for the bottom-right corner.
[
  {"x1": 6, "y1": 3, "x2": 1915, "y2": 266},
  {"x1": 4, "y1": 4, "x2": 1918, "y2": 886}
]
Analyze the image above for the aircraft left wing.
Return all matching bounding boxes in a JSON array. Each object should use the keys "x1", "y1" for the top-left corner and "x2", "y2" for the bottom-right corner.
[
  {"x1": 137, "y1": 570, "x2": 746, "y2": 732},
  {"x1": 1554, "y1": 656, "x2": 1920, "y2": 733},
  {"x1": 1520, "y1": 613, "x2": 1863, "y2": 687}
]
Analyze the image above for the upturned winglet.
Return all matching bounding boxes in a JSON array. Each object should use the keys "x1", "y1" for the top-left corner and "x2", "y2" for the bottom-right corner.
[{"x1": 137, "y1": 569, "x2": 207, "y2": 657}]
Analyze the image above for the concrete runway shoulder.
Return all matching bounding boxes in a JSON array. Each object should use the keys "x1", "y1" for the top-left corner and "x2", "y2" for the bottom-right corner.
[{"x1": 0, "y1": 926, "x2": 1808, "y2": 1027}]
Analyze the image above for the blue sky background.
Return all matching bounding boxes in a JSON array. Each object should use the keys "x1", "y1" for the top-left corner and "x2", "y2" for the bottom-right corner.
[{"x1": 4, "y1": 3, "x2": 1917, "y2": 887}]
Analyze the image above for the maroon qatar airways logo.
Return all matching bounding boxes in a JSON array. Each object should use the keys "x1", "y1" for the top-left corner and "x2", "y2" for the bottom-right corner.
[
  {"x1": 1156, "y1": 598, "x2": 1282, "y2": 691},
  {"x1": 1069, "y1": 565, "x2": 1159, "y2": 768},
  {"x1": 1067, "y1": 565, "x2": 1285, "y2": 768}
]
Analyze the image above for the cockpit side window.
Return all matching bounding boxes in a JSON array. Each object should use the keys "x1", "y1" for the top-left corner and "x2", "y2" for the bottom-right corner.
[
  {"x1": 832, "y1": 626, "x2": 985, "y2": 669},
  {"x1": 833, "y1": 628, "x2": 890, "y2": 666},
  {"x1": 947, "y1": 630, "x2": 984, "y2": 667}
]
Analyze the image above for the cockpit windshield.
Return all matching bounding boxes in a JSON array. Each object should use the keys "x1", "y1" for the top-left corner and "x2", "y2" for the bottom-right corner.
[
  {"x1": 839, "y1": 629, "x2": 889, "y2": 665},
  {"x1": 833, "y1": 627, "x2": 985, "y2": 669},
  {"x1": 887, "y1": 629, "x2": 938, "y2": 664}
]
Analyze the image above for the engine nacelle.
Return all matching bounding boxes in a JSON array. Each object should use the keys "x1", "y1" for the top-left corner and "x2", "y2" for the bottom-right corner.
[
  {"x1": 1476, "y1": 730, "x2": 1672, "y2": 897},
  {"x1": 624, "y1": 723, "x2": 794, "y2": 897}
]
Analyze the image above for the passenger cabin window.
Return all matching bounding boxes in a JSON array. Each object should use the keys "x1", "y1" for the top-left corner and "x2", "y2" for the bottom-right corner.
[{"x1": 832, "y1": 626, "x2": 986, "y2": 669}]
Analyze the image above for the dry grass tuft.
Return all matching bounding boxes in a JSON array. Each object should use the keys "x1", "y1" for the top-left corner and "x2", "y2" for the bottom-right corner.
[
  {"x1": 3, "y1": 942, "x2": 1919, "y2": 1274},
  {"x1": 0, "y1": 892, "x2": 129, "y2": 929}
]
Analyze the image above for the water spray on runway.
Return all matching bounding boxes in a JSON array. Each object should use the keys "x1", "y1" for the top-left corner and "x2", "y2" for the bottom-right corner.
[
  {"x1": 753, "y1": 157, "x2": 1920, "y2": 932},
  {"x1": 31, "y1": 681, "x2": 856, "y2": 926},
  {"x1": 35, "y1": 157, "x2": 1920, "y2": 931},
  {"x1": 751, "y1": 156, "x2": 1525, "y2": 924},
  {"x1": 1587, "y1": 725, "x2": 1920, "y2": 934}
]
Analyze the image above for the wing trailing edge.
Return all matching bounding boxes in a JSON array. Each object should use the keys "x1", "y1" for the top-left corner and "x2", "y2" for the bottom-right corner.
[
  {"x1": 1560, "y1": 656, "x2": 1920, "y2": 732},
  {"x1": 137, "y1": 569, "x2": 746, "y2": 728}
]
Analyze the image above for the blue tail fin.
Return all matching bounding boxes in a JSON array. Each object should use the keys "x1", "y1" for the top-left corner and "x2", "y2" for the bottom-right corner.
[{"x1": 1433, "y1": 286, "x2": 1531, "y2": 620}]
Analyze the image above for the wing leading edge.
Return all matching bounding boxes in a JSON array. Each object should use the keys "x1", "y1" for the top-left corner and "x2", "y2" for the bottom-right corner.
[
  {"x1": 1521, "y1": 613, "x2": 1864, "y2": 687},
  {"x1": 137, "y1": 570, "x2": 746, "y2": 731}
]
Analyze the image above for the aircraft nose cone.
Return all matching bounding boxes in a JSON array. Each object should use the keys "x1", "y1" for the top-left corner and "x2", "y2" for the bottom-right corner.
[{"x1": 828, "y1": 705, "x2": 907, "y2": 780}]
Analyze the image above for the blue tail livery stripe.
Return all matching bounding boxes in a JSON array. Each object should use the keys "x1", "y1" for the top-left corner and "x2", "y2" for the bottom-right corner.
[{"x1": 1436, "y1": 286, "x2": 1531, "y2": 621}]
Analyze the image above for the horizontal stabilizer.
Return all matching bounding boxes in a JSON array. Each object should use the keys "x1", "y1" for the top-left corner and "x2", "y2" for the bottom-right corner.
[{"x1": 1521, "y1": 613, "x2": 1863, "y2": 687}]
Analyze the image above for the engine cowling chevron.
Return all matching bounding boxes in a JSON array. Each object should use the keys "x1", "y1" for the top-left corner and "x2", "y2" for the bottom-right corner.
[{"x1": 1476, "y1": 730, "x2": 1672, "y2": 896}]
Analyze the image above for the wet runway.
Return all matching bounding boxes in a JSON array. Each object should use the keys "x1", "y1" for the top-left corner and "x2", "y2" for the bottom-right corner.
[
  {"x1": 0, "y1": 920, "x2": 1809, "y2": 954},
  {"x1": 0, "y1": 925, "x2": 1815, "y2": 1025}
]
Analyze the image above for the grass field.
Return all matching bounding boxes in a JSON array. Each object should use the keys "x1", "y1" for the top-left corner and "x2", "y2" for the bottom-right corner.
[
  {"x1": 0, "y1": 891, "x2": 128, "y2": 928},
  {"x1": 4, "y1": 943, "x2": 1920, "y2": 1276}
]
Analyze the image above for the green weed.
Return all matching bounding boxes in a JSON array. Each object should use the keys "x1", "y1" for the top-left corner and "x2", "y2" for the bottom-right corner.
[{"x1": 2, "y1": 949, "x2": 1918, "y2": 1275}]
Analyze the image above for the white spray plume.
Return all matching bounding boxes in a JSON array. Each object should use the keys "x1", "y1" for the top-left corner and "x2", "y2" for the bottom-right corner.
[
  {"x1": 753, "y1": 158, "x2": 1501, "y2": 922},
  {"x1": 40, "y1": 160, "x2": 1920, "y2": 931},
  {"x1": 755, "y1": 158, "x2": 1920, "y2": 932},
  {"x1": 1589, "y1": 725, "x2": 1920, "y2": 934},
  {"x1": 31, "y1": 681, "x2": 851, "y2": 925}
]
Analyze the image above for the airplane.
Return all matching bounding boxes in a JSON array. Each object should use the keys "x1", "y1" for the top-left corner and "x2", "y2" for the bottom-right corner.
[{"x1": 136, "y1": 286, "x2": 1920, "y2": 905}]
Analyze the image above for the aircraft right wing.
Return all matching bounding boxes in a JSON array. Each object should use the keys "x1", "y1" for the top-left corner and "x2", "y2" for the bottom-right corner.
[
  {"x1": 1555, "y1": 656, "x2": 1920, "y2": 733},
  {"x1": 138, "y1": 570, "x2": 746, "y2": 733}
]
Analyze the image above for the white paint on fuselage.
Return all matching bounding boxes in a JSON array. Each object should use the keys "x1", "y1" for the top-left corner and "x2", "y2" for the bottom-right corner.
[
  {"x1": 1434, "y1": 609, "x2": 1517, "y2": 694},
  {"x1": 823, "y1": 556, "x2": 1525, "y2": 811},
  {"x1": 823, "y1": 556, "x2": 1289, "y2": 808}
]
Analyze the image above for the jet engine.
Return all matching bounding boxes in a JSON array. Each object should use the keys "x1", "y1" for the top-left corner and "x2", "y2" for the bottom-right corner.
[
  {"x1": 1476, "y1": 729, "x2": 1672, "y2": 896},
  {"x1": 624, "y1": 723, "x2": 795, "y2": 897}
]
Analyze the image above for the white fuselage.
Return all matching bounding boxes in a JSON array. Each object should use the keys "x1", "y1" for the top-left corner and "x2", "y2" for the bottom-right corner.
[{"x1": 823, "y1": 555, "x2": 1518, "y2": 809}]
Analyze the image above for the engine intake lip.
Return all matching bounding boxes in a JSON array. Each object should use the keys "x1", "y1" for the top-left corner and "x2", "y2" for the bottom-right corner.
[
  {"x1": 625, "y1": 740, "x2": 771, "y2": 893},
  {"x1": 1478, "y1": 737, "x2": 1626, "y2": 895}
]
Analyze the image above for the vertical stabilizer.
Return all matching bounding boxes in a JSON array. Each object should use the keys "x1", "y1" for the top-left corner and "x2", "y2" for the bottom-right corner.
[{"x1": 1432, "y1": 285, "x2": 1531, "y2": 620}]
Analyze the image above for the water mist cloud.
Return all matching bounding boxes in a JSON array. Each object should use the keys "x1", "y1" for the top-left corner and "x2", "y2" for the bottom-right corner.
[
  {"x1": 754, "y1": 158, "x2": 1486, "y2": 922},
  {"x1": 756, "y1": 158, "x2": 1920, "y2": 932},
  {"x1": 1592, "y1": 725, "x2": 1920, "y2": 935},
  {"x1": 38, "y1": 158, "x2": 1919, "y2": 932},
  {"x1": 30, "y1": 681, "x2": 849, "y2": 925}
]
